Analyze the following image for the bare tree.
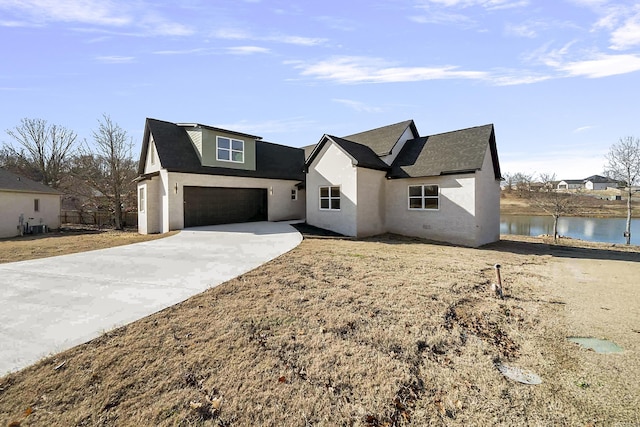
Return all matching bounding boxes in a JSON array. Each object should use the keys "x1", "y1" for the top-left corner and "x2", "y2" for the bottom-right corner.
[
  {"x1": 3, "y1": 118, "x2": 77, "y2": 188},
  {"x1": 538, "y1": 172, "x2": 556, "y2": 192},
  {"x1": 502, "y1": 172, "x2": 514, "y2": 192},
  {"x1": 529, "y1": 173, "x2": 580, "y2": 243},
  {"x1": 77, "y1": 115, "x2": 137, "y2": 230},
  {"x1": 512, "y1": 172, "x2": 535, "y2": 198},
  {"x1": 604, "y1": 136, "x2": 640, "y2": 245}
]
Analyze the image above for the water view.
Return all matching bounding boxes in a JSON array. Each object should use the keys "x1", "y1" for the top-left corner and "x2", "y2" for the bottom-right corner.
[{"x1": 500, "y1": 215, "x2": 640, "y2": 246}]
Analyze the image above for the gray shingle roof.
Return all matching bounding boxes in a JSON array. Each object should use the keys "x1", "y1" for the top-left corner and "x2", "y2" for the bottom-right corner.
[
  {"x1": 343, "y1": 120, "x2": 417, "y2": 156},
  {"x1": 328, "y1": 136, "x2": 390, "y2": 171},
  {"x1": 138, "y1": 118, "x2": 305, "y2": 182},
  {"x1": 584, "y1": 175, "x2": 617, "y2": 183},
  {"x1": 389, "y1": 124, "x2": 500, "y2": 179},
  {"x1": 0, "y1": 168, "x2": 61, "y2": 194}
]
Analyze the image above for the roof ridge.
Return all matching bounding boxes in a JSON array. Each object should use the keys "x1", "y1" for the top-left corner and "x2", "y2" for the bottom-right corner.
[
  {"x1": 343, "y1": 119, "x2": 414, "y2": 138},
  {"x1": 423, "y1": 123, "x2": 493, "y2": 138}
]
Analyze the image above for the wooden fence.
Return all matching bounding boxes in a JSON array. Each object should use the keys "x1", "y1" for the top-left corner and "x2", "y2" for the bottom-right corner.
[{"x1": 60, "y1": 210, "x2": 138, "y2": 227}]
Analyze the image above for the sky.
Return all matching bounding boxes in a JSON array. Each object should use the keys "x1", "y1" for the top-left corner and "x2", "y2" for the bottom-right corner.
[{"x1": 1, "y1": 0, "x2": 639, "y2": 180}]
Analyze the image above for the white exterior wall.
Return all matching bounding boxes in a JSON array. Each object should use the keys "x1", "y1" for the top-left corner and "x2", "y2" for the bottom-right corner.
[
  {"x1": 137, "y1": 176, "x2": 162, "y2": 234},
  {"x1": 385, "y1": 174, "x2": 478, "y2": 247},
  {"x1": 586, "y1": 181, "x2": 615, "y2": 190},
  {"x1": 356, "y1": 167, "x2": 386, "y2": 237},
  {"x1": 381, "y1": 127, "x2": 415, "y2": 165},
  {"x1": 306, "y1": 142, "x2": 358, "y2": 236},
  {"x1": 143, "y1": 138, "x2": 161, "y2": 174},
  {"x1": 144, "y1": 172, "x2": 305, "y2": 234},
  {"x1": 0, "y1": 191, "x2": 60, "y2": 238},
  {"x1": 473, "y1": 146, "x2": 500, "y2": 246}
]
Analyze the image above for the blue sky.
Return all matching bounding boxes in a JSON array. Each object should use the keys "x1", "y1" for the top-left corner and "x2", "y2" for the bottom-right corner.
[{"x1": 1, "y1": 0, "x2": 639, "y2": 179}]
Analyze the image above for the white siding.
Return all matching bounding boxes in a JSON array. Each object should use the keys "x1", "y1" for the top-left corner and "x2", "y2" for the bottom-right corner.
[
  {"x1": 143, "y1": 137, "x2": 161, "y2": 174},
  {"x1": 385, "y1": 174, "x2": 479, "y2": 247},
  {"x1": 356, "y1": 167, "x2": 386, "y2": 237},
  {"x1": 186, "y1": 129, "x2": 203, "y2": 161},
  {"x1": 473, "y1": 146, "x2": 500, "y2": 246},
  {"x1": 306, "y1": 141, "x2": 358, "y2": 236},
  {"x1": 0, "y1": 191, "x2": 60, "y2": 238},
  {"x1": 381, "y1": 126, "x2": 416, "y2": 165}
]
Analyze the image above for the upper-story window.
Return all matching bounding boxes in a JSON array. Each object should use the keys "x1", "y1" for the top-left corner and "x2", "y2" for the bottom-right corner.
[{"x1": 217, "y1": 136, "x2": 244, "y2": 163}]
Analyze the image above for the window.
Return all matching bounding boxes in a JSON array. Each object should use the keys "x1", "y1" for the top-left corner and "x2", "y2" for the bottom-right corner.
[
  {"x1": 150, "y1": 143, "x2": 156, "y2": 165},
  {"x1": 408, "y1": 185, "x2": 439, "y2": 210},
  {"x1": 139, "y1": 187, "x2": 145, "y2": 212},
  {"x1": 216, "y1": 136, "x2": 244, "y2": 163},
  {"x1": 34, "y1": 199, "x2": 40, "y2": 212},
  {"x1": 291, "y1": 189, "x2": 298, "y2": 200},
  {"x1": 319, "y1": 186, "x2": 340, "y2": 210}
]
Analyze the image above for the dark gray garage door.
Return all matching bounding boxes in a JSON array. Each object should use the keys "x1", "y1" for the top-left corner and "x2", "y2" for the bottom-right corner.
[{"x1": 183, "y1": 186, "x2": 268, "y2": 228}]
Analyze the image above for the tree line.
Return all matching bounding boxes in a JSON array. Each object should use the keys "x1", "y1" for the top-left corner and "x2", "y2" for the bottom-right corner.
[{"x1": 0, "y1": 115, "x2": 137, "y2": 230}]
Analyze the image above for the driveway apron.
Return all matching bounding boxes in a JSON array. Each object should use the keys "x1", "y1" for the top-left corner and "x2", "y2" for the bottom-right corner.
[{"x1": 0, "y1": 222, "x2": 302, "y2": 375}]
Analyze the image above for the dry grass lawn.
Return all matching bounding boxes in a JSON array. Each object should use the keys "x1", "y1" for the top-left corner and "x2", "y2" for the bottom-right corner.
[
  {"x1": 0, "y1": 228, "x2": 639, "y2": 426},
  {"x1": 0, "y1": 226, "x2": 177, "y2": 264}
]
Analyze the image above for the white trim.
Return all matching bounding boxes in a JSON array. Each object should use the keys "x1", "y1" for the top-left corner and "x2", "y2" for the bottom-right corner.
[
  {"x1": 319, "y1": 185, "x2": 341, "y2": 211},
  {"x1": 216, "y1": 136, "x2": 245, "y2": 163},
  {"x1": 138, "y1": 186, "x2": 146, "y2": 213},
  {"x1": 407, "y1": 184, "x2": 439, "y2": 211}
]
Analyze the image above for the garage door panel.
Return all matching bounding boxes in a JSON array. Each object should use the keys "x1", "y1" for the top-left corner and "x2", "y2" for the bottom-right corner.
[{"x1": 184, "y1": 187, "x2": 267, "y2": 227}]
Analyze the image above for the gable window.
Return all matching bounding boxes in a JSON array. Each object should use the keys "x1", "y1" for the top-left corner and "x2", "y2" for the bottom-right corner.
[
  {"x1": 291, "y1": 189, "x2": 298, "y2": 200},
  {"x1": 319, "y1": 186, "x2": 340, "y2": 210},
  {"x1": 217, "y1": 136, "x2": 244, "y2": 163},
  {"x1": 139, "y1": 187, "x2": 145, "y2": 213},
  {"x1": 408, "y1": 185, "x2": 439, "y2": 210},
  {"x1": 34, "y1": 198, "x2": 40, "y2": 212}
]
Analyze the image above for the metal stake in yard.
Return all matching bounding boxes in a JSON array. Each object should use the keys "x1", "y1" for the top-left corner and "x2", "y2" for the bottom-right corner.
[{"x1": 491, "y1": 263, "x2": 504, "y2": 299}]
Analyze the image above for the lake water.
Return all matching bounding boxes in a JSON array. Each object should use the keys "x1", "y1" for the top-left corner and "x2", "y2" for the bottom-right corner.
[{"x1": 500, "y1": 215, "x2": 640, "y2": 245}]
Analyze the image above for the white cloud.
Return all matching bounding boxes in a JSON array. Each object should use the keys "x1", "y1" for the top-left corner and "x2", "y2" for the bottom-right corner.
[
  {"x1": 214, "y1": 28, "x2": 327, "y2": 46},
  {"x1": 226, "y1": 46, "x2": 270, "y2": 55},
  {"x1": 288, "y1": 56, "x2": 489, "y2": 84},
  {"x1": 610, "y1": 14, "x2": 640, "y2": 50},
  {"x1": 573, "y1": 125, "x2": 595, "y2": 133},
  {"x1": 0, "y1": 0, "x2": 131, "y2": 26},
  {"x1": 560, "y1": 53, "x2": 640, "y2": 78},
  {"x1": 95, "y1": 55, "x2": 135, "y2": 64},
  {"x1": 332, "y1": 99, "x2": 383, "y2": 113},
  {"x1": 0, "y1": 0, "x2": 193, "y2": 36},
  {"x1": 416, "y1": 0, "x2": 528, "y2": 11}
]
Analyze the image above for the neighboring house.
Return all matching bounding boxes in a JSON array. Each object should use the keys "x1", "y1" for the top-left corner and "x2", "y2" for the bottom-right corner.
[
  {"x1": 135, "y1": 119, "x2": 306, "y2": 234},
  {"x1": 584, "y1": 175, "x2": 619, "y2": 190},
  {"x1": 305, "y1": 120, "x2": 502, "y2": 247},
  {"x1": 0, "y1": 168, "x2": 61, "y2": 238},
  {"x1": 557, "y1": 179, "x2": 584, "y2": 190}
]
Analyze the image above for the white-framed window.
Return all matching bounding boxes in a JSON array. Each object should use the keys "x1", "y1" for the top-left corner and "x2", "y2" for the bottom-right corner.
[
  {"x1": 34, "y1": 198, "x2": 40, "y2": 212},
  {"x1": 319, "y1": 186, "x2": 340, "y2": 210},
  {"x1": 291, "y1": 189, "x2": 298, "y2": 200},
  {"x1": 139, "y1": 187, "x2": 145, "y2": 213},
  {"x1": 216, "y1": 136, "x2": 244, "y2": 163},
  {"x1": 408, "y1": 184, "x2": 439, "y2": 210}
]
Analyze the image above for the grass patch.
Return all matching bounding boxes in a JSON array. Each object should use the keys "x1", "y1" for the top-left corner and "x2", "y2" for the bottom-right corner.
[{"x1": 0, "y1": 233, "x2": 638, "y2": 425}]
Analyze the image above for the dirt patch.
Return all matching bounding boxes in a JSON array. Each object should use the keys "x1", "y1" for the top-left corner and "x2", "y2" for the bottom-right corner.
[
  {"x1": 0, "y1": 226, "x2": 177, "y2": 264},
  {"x1": 0, "y1": 233, "x2": 638, "y2": 426}
]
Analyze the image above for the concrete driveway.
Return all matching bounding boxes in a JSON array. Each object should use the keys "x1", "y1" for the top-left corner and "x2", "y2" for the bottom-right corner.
[{"x1": 0, "y1": 222, "x2": 302, "y2": 375}]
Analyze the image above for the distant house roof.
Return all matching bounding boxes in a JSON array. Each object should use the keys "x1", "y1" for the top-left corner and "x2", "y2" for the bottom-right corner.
[
  {"x1": 138, "y1": 118, "x2": 305, "y2": 182},
  {"x1": 559, "y1": 179, "x2": 584, "y2": 184},
  {"x1": 343, "y1": 120, "x2": 418, "y2": 156},
  {"x1": 389, "y1": 124, "x2": 500, "y2": 179},
  {"x1": 0, "y1": 168, "x2": 61, "y2": 194},
  {"x1": 584, "y1": 175, "x2": 617, "y2": 183}
]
